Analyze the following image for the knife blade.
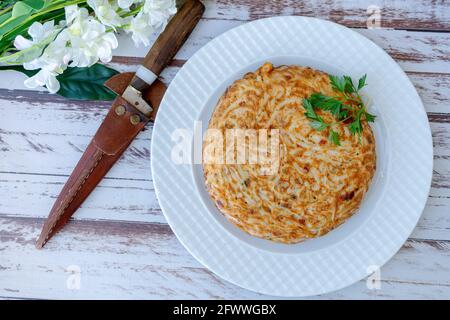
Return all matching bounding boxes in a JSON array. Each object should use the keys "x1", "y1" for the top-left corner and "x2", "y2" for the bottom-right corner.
[{"x1": 36, "y1": 0, "x2": 205, "y2": 249}]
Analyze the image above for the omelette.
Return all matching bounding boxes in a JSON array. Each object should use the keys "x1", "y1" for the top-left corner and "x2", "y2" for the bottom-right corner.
[{"x1": 203, "y1": 63, "x2": 376, "y2": 244}]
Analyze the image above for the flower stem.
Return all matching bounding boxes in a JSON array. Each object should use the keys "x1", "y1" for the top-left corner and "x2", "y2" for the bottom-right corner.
[
  {"x1": 0, "y1": 6, "x2": 12, "y2": 17},
  {"x1": 120, "y1": 4, "x2": 144, "y2": 18}
]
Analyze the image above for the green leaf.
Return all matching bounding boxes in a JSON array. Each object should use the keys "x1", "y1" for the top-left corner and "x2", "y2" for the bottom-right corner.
[
  {"x1": 343, "y1": 75, "x2": 355, "y2": 93},
  {"x1": 0, "y1": 12, "x2": 12, "y2": 25},
  {"x1": 365, "y1": 111, "x2": 376, "y2": 122},
  {"x1": 22, "y1": 0, "x2": 45, "y2": 11},
  {"x1": 10, "y1": 0, "x2": 44, "y2": 17},
  {"x1": 0, "y1": 0, "x2": 15, "y2": 10},
  {"x1": 0, "y1": 64, "x2": 119, "y2": 101},
  {"x1": 308, "y1": 92, "x2": 329, "y2": 106},
  {"x1": 0, "y1": 2, "x2": 64, "y2": 47},
  {"x1": 329, "y1": 75, "x2": 346, "y2": 92},
  {"x1": 358, "y1": 74, "x2": 367, "y2": 90},
  {"x1": 0, "y1": 64, "x2": 38, "y2": 77},
  {"x1": 1, "y1": 9, "x2": 65, "y2": 51},
  {"x1": 348, "y1": 110, "x2": 363, "y2": 136},
  {"x1": 57, "y1": 64, "x2": 119, "y2": 101},
  {"x1": 308, "y1": 93, "x2": 349, "y2": 120},
  {"x1": 306, "y1": 74, "x2": 374, "y2": 143},
  {"x1": 348, "y1": 120, "x2": 360, "y2": 136},
  {"x1": 330, "y1": 74, "x2": 362, "y2": 94},
  {"x1": 310, "y1": 119, "x2": 328, "y2": 131},
  {"x1": 303, "y1": 98, "x2": 317, "y2": 119},
  {"x1": 329, "y1": 129, "x2": 341, "y2": 146},
  {"x1": 11, "y1": 2, "x2": 34, "y2": 18},
  {"x1": 0, "y1": 14, "x2": 29, "y2": 39}
]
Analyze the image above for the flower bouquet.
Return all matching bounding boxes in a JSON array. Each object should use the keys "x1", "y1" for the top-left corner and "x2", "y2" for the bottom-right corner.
[{"x1": 0, "y1": 0, "x2": 177, "y2": 100}]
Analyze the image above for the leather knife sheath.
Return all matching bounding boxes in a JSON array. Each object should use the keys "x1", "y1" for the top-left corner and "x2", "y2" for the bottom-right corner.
[
  {"x1": 35, "y1": 74, "x2": 165, "y2": 248},
  {"x1": 36, "y1": 0, "x2": 205, "y2": 248}
]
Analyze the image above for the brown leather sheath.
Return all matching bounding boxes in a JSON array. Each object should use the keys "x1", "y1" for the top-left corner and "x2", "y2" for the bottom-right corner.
[
  {"x1": 36, "y1": 0, "x2": 205, "y2": 248},
  {"x1": 35, "y1": 75, "x2": 165, "y2": 248}
]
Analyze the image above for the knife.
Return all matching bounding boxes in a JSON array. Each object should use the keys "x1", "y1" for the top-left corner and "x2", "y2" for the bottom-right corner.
[{"x1": 36, "y1": 0, "x2": 205, "y2": 249}]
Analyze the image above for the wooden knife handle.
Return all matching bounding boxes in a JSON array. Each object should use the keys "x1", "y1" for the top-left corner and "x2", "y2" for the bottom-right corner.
[{"x1": 144, "y1": 0, "x2": 204, "y2": 76}]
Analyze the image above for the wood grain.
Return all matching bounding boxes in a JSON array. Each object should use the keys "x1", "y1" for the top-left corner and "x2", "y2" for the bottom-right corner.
[
  {"x1": 1, "y1": 21, "x2": 449, "y2": 94},
  {"x1": 1, "y1": 0, "x2": 450, "y2": 299},
  {"x1": 109, "y1": 23, "x2": 450, "y2": 73},
  {"x1": 204, "y1": 0, "x2": 450, "y2": 30},
  {"x1": 0, "y1": 216, "x2": 449, "y2": 299}
]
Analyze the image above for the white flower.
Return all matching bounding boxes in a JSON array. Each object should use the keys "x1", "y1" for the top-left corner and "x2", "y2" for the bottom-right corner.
[
  {"x1": 22, "y1": 5, "x2": 118, "y2": 93},
  {"x1": 2, "y1": 20, "x2": 62, "y2": 65},
  {"x1": 118, "y1": 0, "x2": 137, "y2": 10},
  {"x1": 14, "y1": 21, "x2": 59, "y2": 50},
  {"x1": 143, "y1": 0, "x2": 176, "y2": 29},
  {"x1": 24, "y1": 69, "x2": 61, "y2": 93},
  {"x1": 63, "y1": 5, "x2": 118, "y2": 67},
  {"x1": 15, "y1": 1, "x2": 176, "y2": 94},
  {"x1": 127, "y1": 11, "x2": 154, "y2": 46},
  {"x1": 87, "y1": 0, "x2": 124, "y2": 30},
  {"x1": 23, "y1": 37, "x2": 70, "y2": 93},
  {"x1": 126, "y1": 0, "x2": 176, "y2": 47}
]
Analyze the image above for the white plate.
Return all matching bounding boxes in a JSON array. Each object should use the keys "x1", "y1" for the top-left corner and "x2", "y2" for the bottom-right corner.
[{"x1": 151, "y1": 16, "x2": 433, "y2": 297}]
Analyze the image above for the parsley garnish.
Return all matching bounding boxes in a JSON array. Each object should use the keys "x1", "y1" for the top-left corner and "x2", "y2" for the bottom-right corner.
[
  {"x1": 329, "y1": 129, "x2": 341, "y2": 146},
  {"x1": 303, "y1": 74, "x2": 375, "y2": 145}
]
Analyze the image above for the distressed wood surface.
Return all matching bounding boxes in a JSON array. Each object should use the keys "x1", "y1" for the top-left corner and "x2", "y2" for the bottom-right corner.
[
  {"x1": 1, "y1": 217, "x2": 449, "y2": 299},
  {"x1": 1, "y1": 0, "x2": 450, "y2": 299},
  {"x1": 203, "y1": 0, "x2": 450, "y2": 30}
]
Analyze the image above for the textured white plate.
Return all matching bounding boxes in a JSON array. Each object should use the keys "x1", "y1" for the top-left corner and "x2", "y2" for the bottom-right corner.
[{"x1": 151, "y1": 16, "x2": 433, "y2": 297}]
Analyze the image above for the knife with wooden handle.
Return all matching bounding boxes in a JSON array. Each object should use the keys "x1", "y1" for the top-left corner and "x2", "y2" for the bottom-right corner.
[{"x1": 36, "y1": 0, "x2": 205, "y2": 249}]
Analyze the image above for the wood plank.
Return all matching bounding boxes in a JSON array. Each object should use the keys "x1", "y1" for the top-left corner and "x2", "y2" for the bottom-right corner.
[
  {"x1": 1, "y1": 70, "x2": 449, "y2": 114},
  {"x1": 0, "y1": 217, "x2": 261, "y2": 299},
  {"x1": 204, "y1": 0, "x2": 450, "y2": 30},
  {"x1": 410, "y1": 73, "x2": 450, "y2": 113},
  {"x1": 0, "y1": 173, "x2": 165, "y2": 224},
  {"x1": 107, "y1": 26, "x2": 450, "y2": 74},
  {"x1": 0, "y1": 20, "x2": 449, "y2": 95},
  {"x1": 0, "y1": 216, "x2": 449, "y2": 299}
]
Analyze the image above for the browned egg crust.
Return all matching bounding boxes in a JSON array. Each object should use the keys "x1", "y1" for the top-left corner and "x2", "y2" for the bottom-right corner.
[{"x1": 203, "y1": 63, "x2": 376, "y2": 244}]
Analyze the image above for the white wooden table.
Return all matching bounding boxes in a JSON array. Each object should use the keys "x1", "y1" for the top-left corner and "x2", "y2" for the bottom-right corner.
[{"x1": 1, "y1": 0, "x2": 449, "y2": 299}]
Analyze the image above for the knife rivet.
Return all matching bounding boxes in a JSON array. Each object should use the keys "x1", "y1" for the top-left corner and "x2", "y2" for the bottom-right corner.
[
  {"x1": 115, "y1": 105, "x2": 126, "y2": 116},
  {"x1": 130, "y1": 114, "x2": 141, "y2": 125}
]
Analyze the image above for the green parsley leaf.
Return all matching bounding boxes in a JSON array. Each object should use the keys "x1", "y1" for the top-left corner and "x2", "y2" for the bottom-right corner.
[
  {"x1": 329, "y1": 75, "x2": 356, "y2": 94},
  {"x1": 343, "y1": 75, "x2": 355, "y2": 93},
  {"x1": 304, "y1": 74, "x2": 374, "y2": 145},
  {"x1": 308, "y1": 93, "x2": 344, "y2": 119},
  {"x1": 348, "y1": 120, "x2": 361, "y2": 136},
  {"x1": 329, "y1": 75, "x2": 346, "y2": 92},
  {"x1": 308, "y1": 92, "x2": 327, "y2": 105},
  {"x1": 338, "y1": 109, "x2": 349, "y2": 120},
  {"x1": 329, "y1": 129, "x2": 341, "y2": 146},
  {"x1": 310, "y1": 120, "x2": 328, "y2": 131},
  {"x1": 348, "y1": 110, "x2": 363, "y2": 136},
  {"x1": 322, "y1": 99, "x2": 342, "y2": 117},
  {"x1": 358, "y1": 74, "x2": 367, "y2": 90},
  {"x1": 365, "y1": 111, "x2": 376, "y2": 122},
  {"x1": 303, "y1": 98, "x2": 317, "y2": 119}
]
